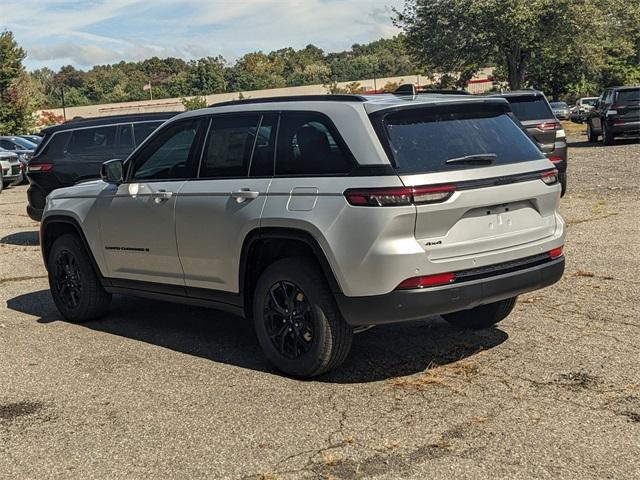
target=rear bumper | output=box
[27,204,43,221]
[336,256,564,326]
[608,120,640,135]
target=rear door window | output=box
[199,114,261,178]
[373,105,544,175]
[68,126,116,154]
[117,124,134,148]
[505,96,554,121]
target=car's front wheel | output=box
[442,297,517,330]
[48,233,111,322]
[253,257,353,377]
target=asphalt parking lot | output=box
[1,131,639,480]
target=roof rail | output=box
[209,94,367,108]
[392,84,470,96]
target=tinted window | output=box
[375,105,544,174]
[616,89,640,104]
[130,120,201,181]
[505,96,553,121]
[200,115,260,178]
[134,121,163,146]
[40,131,71,157]
[117,124,134,148]
[9,137,37,149]
[68,126,116,154]
[276,113,352,175]
[0,140,16,150]
[250,114,277,177]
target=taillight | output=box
[548,246,564,259]
[27,163,53,172]
[344,185,455,207]
[536,121,561,131]
[540,169,559,185]
[548,156,563,163]
[396,272,455,290]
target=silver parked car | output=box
[39,94,565,377]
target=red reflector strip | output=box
[396,272,455,290]
[548,156,563,163]
[548,246,564,259]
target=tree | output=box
[181,96,207,111]
[0,31,36,134]
[394,0,630,91]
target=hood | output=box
[48,179,107,200]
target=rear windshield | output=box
[373,105,544,174]
[504,96,554,121]
[616,89,640,104]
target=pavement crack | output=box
[0,275,48,286]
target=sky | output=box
[1,0,405,71]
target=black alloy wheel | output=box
[264,281,314,359]
[54,249,83,310]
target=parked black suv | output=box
[586,86,640,146]
[26,112,178,221]
[488,91,568,196]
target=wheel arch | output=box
[239,227,343,318]
[40,215,107,284]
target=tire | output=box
[48,233,111,322]
[253,257,353,377]
[602,122,615,146]
[0,170,3,194]
[560,172,567,197]
[587,121,598,142]
[443,297,517,330]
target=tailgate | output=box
[369,99,560,261]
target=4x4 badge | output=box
[425,240,443,246]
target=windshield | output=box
[550,102,568,108]
[582,98,598,106]
[371,105,544,174]
[10,137,37,149]
[504,96,554,121]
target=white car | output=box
[39,93,565,376]
[0,149,21,189]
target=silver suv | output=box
[40,94,565,377]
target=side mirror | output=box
[101,159,123,184]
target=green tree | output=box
[394,0,622,91]
[187,56,226,95]
[181,96,207,111]
[0,31,36,134]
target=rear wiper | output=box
[445,153,497,165]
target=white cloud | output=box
[0,0,404,69]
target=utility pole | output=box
[61,85,67,121]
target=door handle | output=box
[231,189,259,203]
[152,189,173,203]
